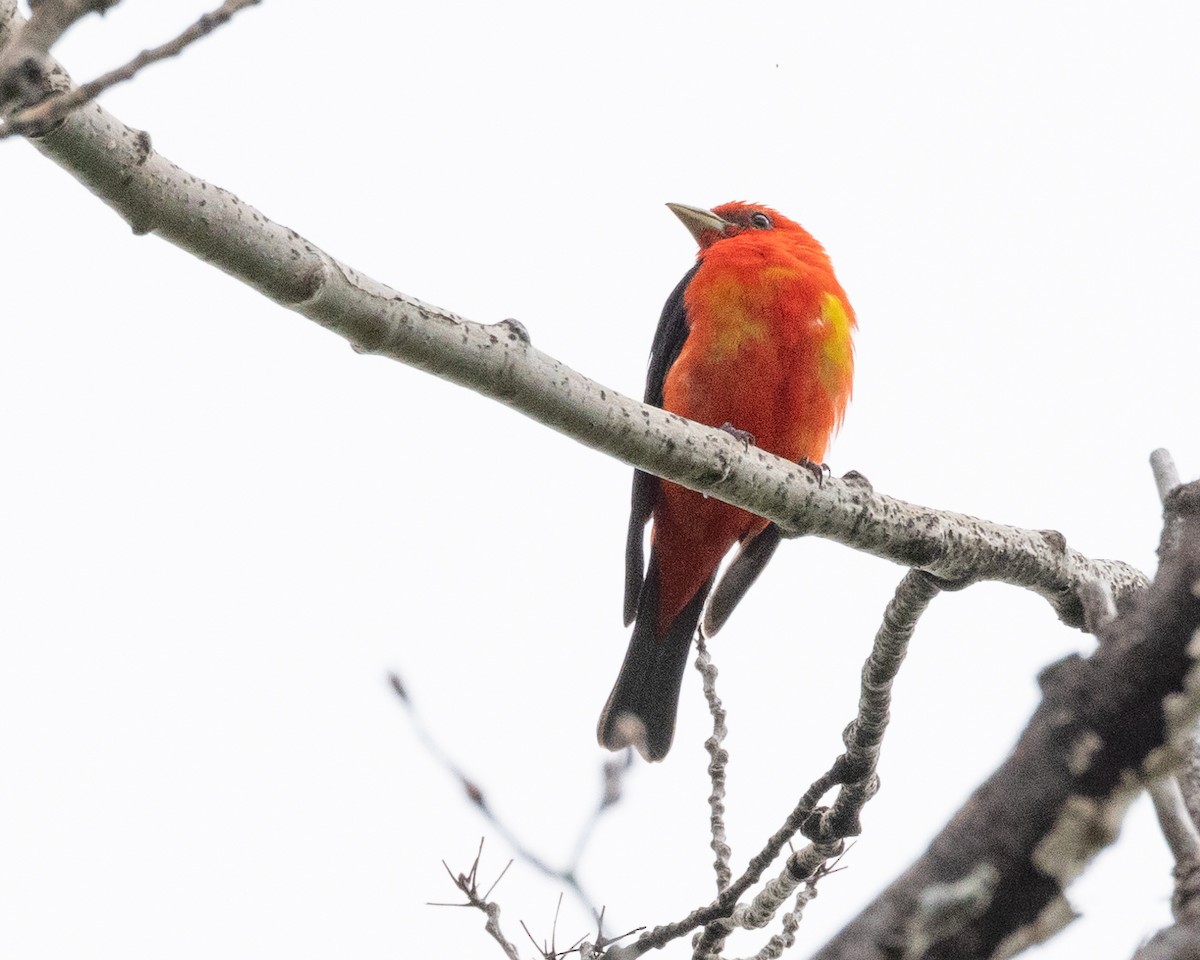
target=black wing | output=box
[623,262,700,625]
[702,523,782,637]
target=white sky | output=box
[3,2,1199,957]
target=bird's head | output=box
[666,201,803,251]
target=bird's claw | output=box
[719,422,755,448]
[798,457,831,486]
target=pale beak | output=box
[666,202,732,245]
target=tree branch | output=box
[1,0,261,138]
[608,572,939,959]
[810,480,1200,959]
[1129,451,1200,958]
[389,673,615,930]
[0,6,1148,633]
[436,841,523,960]
[0,0,115,117]
[695,635,733,894]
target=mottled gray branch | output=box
[814,570,940,844]
[811,480,1200,960]
[0,4,1148,630]
[612,574,938,960]
[695,636,733,895]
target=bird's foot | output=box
[798,457,831,486]
[719,422,756,448]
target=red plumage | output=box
[598,201,856,761]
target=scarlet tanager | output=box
[597,201,856,761]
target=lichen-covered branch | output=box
[810,481,1200,960]
[695,637,733,894]
[812,570,940,843]
[0,2,1148,629]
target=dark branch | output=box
[810,480,1200,959]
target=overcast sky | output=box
[4,2,1200,958]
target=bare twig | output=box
[1181,726,1200,856]
[1078,578,1118,634]
[0,0,117,118]
[390,672,614,929]
[1,0,261,138]
[695,634,732,893]
[687,571,939,958]
[1154,448,1185,560]
[13,0,120,58]
[612,573,940,959]
[1151,778,1200,874]
[1153,448,1183,505]
[436,839,522,960]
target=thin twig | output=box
[1152,448,1182,504]
[435,840,522,960]
[695,634,732,893]
[10,0,121,60]
[623,572,941,959]
[566,750,633,876]
[2,0,261,138]
[1078,578,1118,635]
[1153,448,1184,561]
[688,572,939,957]
[390,672,613,929]
[614,767,840,957]
[1151,778,1200,868]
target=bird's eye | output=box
[750,212,772,229]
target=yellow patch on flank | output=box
[818,292,854,393]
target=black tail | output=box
[597,557,713,761]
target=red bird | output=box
[597,201,856,761]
